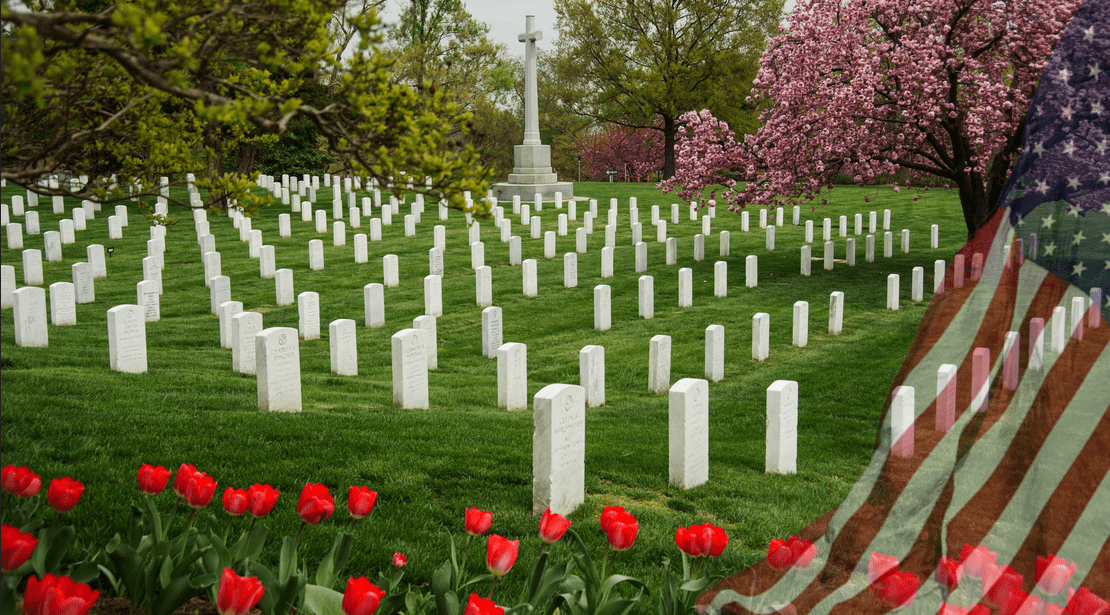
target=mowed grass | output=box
[0,180,966,603]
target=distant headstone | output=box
[822,218,831,242]
[482,306,502,358]
[256,327,302,412]
[579,344,605,407]
[275,269,294,306]
[72,262,94,304]
[218,301,244,349]
[666,237,677,265]
[248,229,262,258]
[13,287,48,346]
[316,210,328,234]
[714,261,727,297]
[1071,296,1086,341]
[1,265,15,309]
[329,319,358,376]
[391,328,429,409]
[972,347,990,412]
[846,238,856,266]
[363,282,385,328]
[884,231,893,258]
[259,245,276,279]
[137,280,160,322]
[752,312,770,361]
[563,253,578,288]
[720,230,730,257]
[1051,305,1067,353]
[865,234,875,262]
[333,221,346,246]
[142,256,162,293]
[384,254,399,287]
[649,334,671,394]
[279,214,291,238]
[209,275,230,315]
[694,234,705,262]
[88,244,106,278]
[891,386,915,458]
[829,291,844,334]
[887,274,900,310]
[869,210,877,234]
[800,245,812,277]
[25,211,40,235]
[49,282,76,326]
[745,255,758,288]
[636,241,648,272]
[60,218,76,243]
[766,380,798,474]
[855,213,863,235]
[107,304,147,373]
[766,226,775,251]
[953,254,966,288]
[593,285,611,331]
[793,301,809,347]
[532,382,586,516]
[1029,317,1045,371]
[298,291,320,340]
[705,325,724,382]
[670,378,709,489]
[7,223,24,250]
[935,364,957,432]
[44,231,62,262]
[912,267,924,302]
[471,242,484,270]
[639,275,654,319]
[309,239,324,271]
[679,268,693,307]
[413,315,437,370]
[823,241,834,271]
[804,220,813,243]
[497,342,528,411]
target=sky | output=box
[377,0,564,56]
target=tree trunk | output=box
[237,143,257,175]
[956,175,996,240]
[204,122,227,209]
[662,115,676,179]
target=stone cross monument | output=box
[492,15,573,202]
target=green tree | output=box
[551,0,782,178]
[0,0,492,215]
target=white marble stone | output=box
[1050,305,1067,353]
[887,274,900,311]
[510,236,522,265]
[13,286,48,346]
[472,265,492,306]
[209,275,230,315]
[218,301,244,349]
[1029,318,1045,371]
[381,255,402,292]
[639,275,654,319]
[362,282,385,328]
[257,245,275,279]
[470,241,484,270]
[649,334,672,394]
[931,224,939,249]
[329,318,359,376]
[137,280,160,322]
[971,347,990,412]
[678,267,692,307]
[44,231,62,262]
[87,244,106,279]
[200,233,216,257]
[1,265,15,309]
[601,246,614,278]
[883,209,891,230]
[705,325,724,382]
[309,239,324,271]
[670,378,709,489]
[593,284,611,331]
[422,274,442,317]
[820,241,833,271]
[855,213,863,235]
[530,217,541,239]
[482,306,502,358]
[497,341,528,411]
[953,254,965,287]
[392,328,429,409]
[370,218,382,241]
[72,262,94,304]
[579,344,605,408]
[429,247,445,277]
[413,315,437,371]
[298,291,320,340]
[532,382,586,516]
[632,222,643,246]
[804,220,813,243]
[829,291,844,335]
[846,238,856,267]
[564,253,578,288]
[745,255,758,288]
[49,282,76,326]
[142,256,162,294]
[912,267,924,302]
[866,234,875,263]
[891,386,915,458]
[7,223,24,250]
[351,233,367,264]
[884,231,893,258]
[256,327,302,412]
[935,363,957,432]
[759,208,768,229]
[765,226,775,251]
[275,269,294,306]
[522,259,538,297]
[107,304,147,373]
[576,227,587,254]
[765,380,797,474]
[752,312,769,361]
[694,233,705,262]
[544,230,556,259]
[332,221,346,247]
[279,214,291,238]
[793,301,809,347]
[26,211,40,235]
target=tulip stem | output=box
[487,576,499,601]
[457,535,474,592]
[348,518,358,534]
[295,522,306,547]
[600,544,612,582]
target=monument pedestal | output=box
[492,144,574,202]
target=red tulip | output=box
[465,507,492,536]
[969,607,992,615]
[486,534,519,577]
[216,568,264,615]
[1063,587,1110,615]
[539,508,571,545]
[341,577,386,615]
[599,506,638,551]
[960,544,998,579]
[983,564,1024,608]
[676,526,707,558]
[22,574,99,615]
[1037,554,1077,596]
[392,552,406,568]
[348,486,377,519]
[999,589,1037,615]
[46,477,84,514]
[766,538,795,570]
[245,484,279,518]
[297,484,334,525]
[223,488,248,516]
[184,472,217,509]
[137,464,171,495]
[1,525,37,572]
[2,465,42,498]
[939,603,969,615]
[867,551,900,583]
[935,556,963,591]
[869,570,918,609]
[463,593,504,615]
[786,536,813,568]
[172,464,199,498]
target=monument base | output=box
[492,182,574,203]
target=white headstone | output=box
[694,233,705,262]
[1029,318,1045,371]
[107,304,147,372]
[804,220,813,243]
[332,221,346,246]
[509,235,522,265]
[1050,305,1067,353]
[1071,295,1086,341]
[649,334,671,394]
[142,256,162,294]
[752,312,770,361]
[1,265,15,309]
[298,291,320,340]
[482,306,502,358]
[580,345,605,407]
[891,386,915,458]
[259,245,276,279]
[25,211,40,235]
[309,239,324,271]
[666,237,677,265]
[544,230,556,259]
[883,209,891,230]
[576,227,587,253]
[669,378,709,489]
[6,223,24,250]
[275,269,294,306]
[392,328,429,409]
[279,214,291,238]
[471,241,484,270]
[972,347,990,412]
[209,275,230,315]
[370,218,382,241]
[759,208,768,229]
[936,363,957,432]
[256,327,302,412]
[72,262,94,304]
[497,342,528,411]
[884,231,893,258]
[931,224,939,249]
[200,234,216,258]
[137,280,160,322]
[679,267,692,307]
[705,325,724,382]
[532,382,586,516]
[44,231,62,262]
[564,253,578,288]
[329,319,358,376]
[846,238,856,266]
[800,245,812,277]
[474,265,493,307]
[601,246,614,278]
[766,380,798,474]
[531,217,541,239]
[316,210,329,234]
[639,275,654,319]
[71,209,86,232]
[855,213,863,235]
[745,255,758,288]
[866,234,875,263]
[766,226,775,251]
[49,282,76,326]
[522,260,537,297]
[711,260,728,298]
[823,241,834,271]
[218,300,244,349]
[87,244,106,279]
[911,267,924,302]
[593,285,611,331]
[793,301,809,347]
[12,286,48,346]
[605,224,615,248]
[248,229,262,258]
[887,274,900,310]
[829,291,844,335]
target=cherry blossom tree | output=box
[660,0,1082,237]
[577,125,664,181]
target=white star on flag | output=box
[1073,230,1086,245]
[1072,261,1087,277]
[1068,203,1082,216]
[1042,213,1055,228]
[1044,242,1057,256]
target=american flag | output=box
[700,0,1110,612]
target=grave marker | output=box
[497,342,528,410]
[752,313,770,361]
[953,254,965,288]
[364,283,385,328]
[413,315,437,370]
[649,334,672,394]
[766,226,775,251]
[601,247,614,278]
[824,241,834,271]
[275,269,294,306]
[972,347,990,412]
[137,280,160,322]
[392,328,429,409]
[7,223,23,250]
[804,220,813,243]
[108,305,147,373]
[354,234,368,264]
[330,319,359,376]
[209,275,230,315]
[666,238,677,265]
[800,245,812,276]
[669,378,710,489]
[639,275,654,319]
[1029,318,1045,371]
[714,261,727,297]
[580,345,605,407]
[471,242,484,270]
[510,236,522,265]
[44,231,62,262]
[482,306,502,358]
[522,260,538,297]
[298,291,320,340]
[564,253,578,288]
[766,380,797,474]
[259,245,276,279]
[26,211,40,235]
[256,327,302,412]
[594,285,611,331]
[866,234,875,262]
[705,325,724,382]
[13,287,48,346]
[891,386,915,458]
[383,255,399,287]
[912,267,924,302]
[532,383,586,515]
[1,265,15,309]
[218,301,244,349]
[679,267,693,307]
[49,282,76,326]
[793,301,809,347]
[1051,306,1067,352]
[694,234,705,262]
[745,255,758,288]
[720,230,730,256]
[424,274,443,316]
[72,262,94,304]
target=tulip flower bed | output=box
[3,182,968,613]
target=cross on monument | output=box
[519,16,542,146]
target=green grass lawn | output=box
[0,180,966,606]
